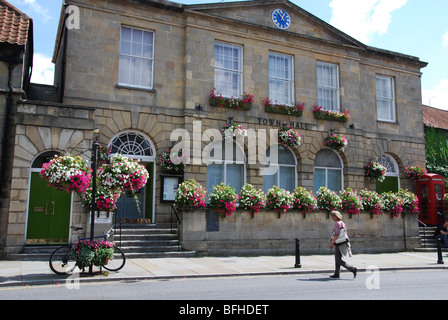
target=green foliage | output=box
[426,127,448,168]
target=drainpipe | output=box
[58,2,69,103]
[0,57,20,202]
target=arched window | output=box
[313,149,343,194]
[206,140,246,197]
[378,154,399,177]
[376,154,400,193]
[109,131,155,161]
[263,145,297,193]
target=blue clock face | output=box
[271,8,291,30]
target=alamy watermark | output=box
[65,5,80,30]
[169,121,281,175]
[365,265,381,290]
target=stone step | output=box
[7,224,194,260]
[122,251,196,259]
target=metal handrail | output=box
[418,219,427,248]
[170,203,182,230]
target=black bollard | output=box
[295,238,302,268]
[437,238,444,265]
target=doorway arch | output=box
[26,151,73,244]
[376,153,400,193]
[109,131,156,223]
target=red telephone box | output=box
[417,174,445,226]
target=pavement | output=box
[0,251,447,287]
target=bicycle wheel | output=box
[103,246,126,271]
[49,246,77,275]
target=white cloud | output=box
[329,0,407,43]
[31,53,54,85]
[443,31,448,47]
[422,79,448,110]
[17,0,52,23]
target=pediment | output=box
[185,0,365,49]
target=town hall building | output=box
[1,0,428,257]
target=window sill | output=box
[377,120,399,125]
[115,84,156,93]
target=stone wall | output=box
[4,101,95,254]
[178,208,420,256]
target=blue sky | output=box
[8,0,448,110]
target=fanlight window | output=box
[109,132,155,161]
[378,154,398,176]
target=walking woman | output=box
[329,211,357,279]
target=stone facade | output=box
[2,0,428,255]
[178,209,420,256]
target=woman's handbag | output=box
[334,227,349,245]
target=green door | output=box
[376,176,399,194]
[26,172,72,244]
[116,162,153,223]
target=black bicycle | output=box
[49,226,126,275]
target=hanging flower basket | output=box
[209,88,254,110]
[364,161,387,182]
[81,185,120,212]
[262,97,304,117]
[174,179,207,208]
[209,183,239,218]
[98,154,149,193]
[159,148,188,174]
[221,122,248,140]
[313,105,351,122]
[40,155,91,194]
[324,134,348,152]
[405,165,427,179]
[278,126,301,149]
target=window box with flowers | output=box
[358,189,382,217]
[266,186,294,217]
[221,122,248,140]
[239,184,266,217]
[209,183,239,218]
[381,191,404,218]
[324,134,348,152]
[174,179,207,209]
[364,161,387,182]
[315,186,342,213]
[313,105,351,122]
[262,97,304,117]
[209,88,254,111]
[397,189,419,214]
[292,187,317,216]
[278,126,301,150]
[339,188,364,216]
[405,165,427,179]
[159,148,188,174]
